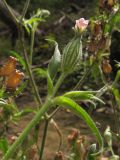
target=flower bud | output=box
[75,18,89,33]
[5,69,24,90]
[61,36,82,74]
[104,126,112,146]
[0,56,17,76]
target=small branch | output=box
[30,29,35,65]
[39,120,49,160]
[49,107,60,119]
[73,65,93,90]
[20,0,30,22]
[2,0,18,25]
[50,119,63,152]
[19,25,43,106]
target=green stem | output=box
[39,120,49,160]
[2,99,52,160]
[30,29,35,65]
[52,73,66,97]
[38,73,66,160]
[19,25,43,106]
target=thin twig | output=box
[20,0,30,22]
[73,63,94,90]
[2,0,18,25]
[39,120,49,160]
[50,119,63,152]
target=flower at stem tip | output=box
[75,18,89,33]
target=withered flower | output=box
[107,0,114,8]
[67,129,79,145]
[88,39,98,53]
[5,69,24,89]
[99,0,115,11]
[0,56,17,76]
[93,21,102,36]
[102,59,112,74]
[54,151,64,160]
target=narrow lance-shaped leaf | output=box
[53,96,103,151]
[48,43,61,80]
[63,91,104,104]
[33,68,47,78]
[0,139,9,154]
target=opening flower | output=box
[75,18,89,33]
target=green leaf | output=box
[0,101,18,112]
[48,43,61,80]
[8,51,26,69]
[0,139,9,154]
[64,91,104,104]
[0,88,5,98]
[14,108,36,118]
[32,68,47,78]
[112,87,120,107]
[14,81,28,96]
[53,96,103,151]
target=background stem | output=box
[39,120,49,160]
[30,29,35,65]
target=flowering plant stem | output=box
[3,1,66,160]
[2,72,66,160]
[30,29,35,65]
[2,99,51,160]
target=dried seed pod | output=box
[54,151,64,160]
[107,0,115,8]
[102,60,112,74]
[93,21,102,36]
[5,69,24,90]
[88,39,98,53]
[99,0,115,11]
[67,129,79,145]
[0,56,17,76]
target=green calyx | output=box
[61,36,82,75]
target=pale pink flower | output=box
[75,18,89,32]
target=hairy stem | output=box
[38,73,66,160]
[2,99,52,160]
